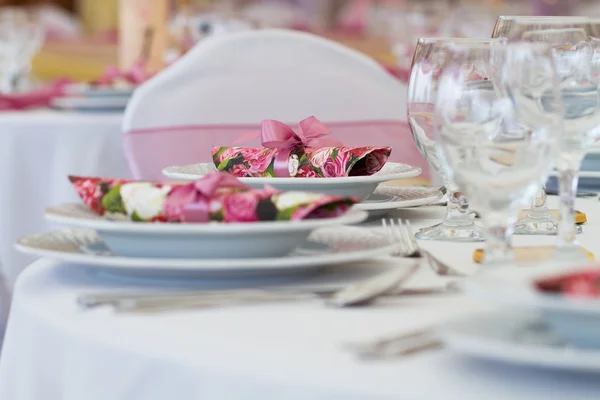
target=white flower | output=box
[120,183,171,220]
[272,192,322,210]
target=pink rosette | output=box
[162,172,249,222]
[223,191,261,222]
[307,147,333,169]
[322,149,350,178]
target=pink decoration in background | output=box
[93,60,151,86]
[0,79,71,111]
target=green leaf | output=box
[213,147,227,159]
[101,184,126,213]
[265,161,275,177]
[131,211,145,222]
[276,206,296,221]
[217,158,231,171]
[330,148,339,161]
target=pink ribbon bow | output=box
[163,172,248,222]
[234,116,343,177]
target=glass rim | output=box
[416,37,504,44]
[497,15,591,21]
[498,15,600,25]
[444,41,553,52]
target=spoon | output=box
[79,264,421,313]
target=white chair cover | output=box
[123,29,428,181]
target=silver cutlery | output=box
[381,218,466,277]
[78,264,425,313]
[346,328,442,359]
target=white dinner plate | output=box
[63,83,135,98]
[465,265,600,348]
[355,188,442,217]
[15,229,398,280]
[439,310,600,372]
[50,96,130,112]
[45,203,368,259]
[161,162,422,199]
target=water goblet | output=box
[494,17,600,262]
[407,38,504,242]
[492,16,591,236]
[434,41,564,265]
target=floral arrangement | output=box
[70,172,358,223]
[213,116,391,178]
[212,146,391,178]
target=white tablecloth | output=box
[0,110,130,287]
[1,197,600,399]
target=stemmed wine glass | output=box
[407,38,504,241]
[492,16,589,236]
[434,41,564,264]
[0,8,44,93]
[493,17,600,262]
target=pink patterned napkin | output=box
[69,172,359,223]
[213,116,392,178]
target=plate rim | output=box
[162,162,422,184]
[356,192,441,211]
[15,229,397,271]
[439,310,600,371]
[45,204,368,234]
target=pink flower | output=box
[231,163,250,177]
[223,191,260,222]
[297,164,319,178]
[214,147,241,164]
[248,149,276,174]
[307,147,333,168]
[322,149,350,177]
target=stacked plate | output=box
[438,266,600,372]
[15,201,402,281]
[50,83,134,112]
[162,162,443,217]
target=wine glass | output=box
[492,16,590,236]
[407,38,504,242]
[434,41,564,265]
[0,8,44,93]
[493,17,600,262]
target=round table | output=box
[1,197,599,399]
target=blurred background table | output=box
[0,110,130,288]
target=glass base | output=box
[415,221,485,242]
[548,245,593,266]
[514,211,583,235]
[514,211,559,235]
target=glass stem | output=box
[556,165,582,251]
[443,188,473,227]
[483,211,516,266]
[528,186,549,217]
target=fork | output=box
[382,219,466,278]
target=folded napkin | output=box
[69,172,358,223]
[213,116,392,178]
[535,268,600,297]
[0,79,71,111]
